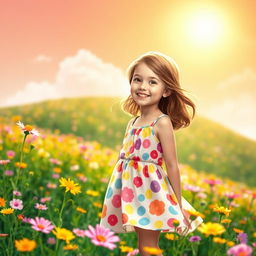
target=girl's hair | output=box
[120,51,196,130]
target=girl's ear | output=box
[163,88,171,98]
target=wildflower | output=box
[198,222,225,236]
[13,190,22,196]
[143,246,163,255]
[0,197,6,207]
[15,238,37,252]
[213,205,231,217]
[16,121,40,136]
[227,243,253,256]
[22,217,32,223]
[186,209,205,219]
[221,218,232,224]
[17,214,25,220]
[226,241,235,247]
[0,233,8,237]
[119,245,134,253]
[237,232,248,244]
[53,167,62,173]
[76,207,87,213]
[204,178,222,186]
[189,236,201,242]
[86,189,99,196]
[224,192,240,200]
[6,150,15,159]
[0,159,10,165]
[4,170,14,176]
[29,217,54,233]
[184,184,202,193]
[93,202,102,208]
[127,248,140,256]
[165,233,179,240]
[35,203,48,210]
[47,237,56,245]
[52,173,60,179]
[46,183,57,189]
[64,244,78,250]
[49,158,62,165]
[213,237,226,244]
[15,162,27,168]
[233,228,244,234]
[40,197,51,203]
[52,227,75,244]
[84,224,120,250]
[59,177,81,195]
[73,228,87,237]
[10,199,23,210]
[1,208,14,215]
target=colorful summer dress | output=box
[100,114,203,235]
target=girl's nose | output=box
[140,81,147,89]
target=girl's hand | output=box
[181,208,192,230]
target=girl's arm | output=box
[155,117,182,209]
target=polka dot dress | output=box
[100,114,203,234]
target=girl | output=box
[100,51,203,256]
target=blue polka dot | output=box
[137,206,146,216]
[124,162,128,169]
[168,206,178,215]
[139,217,150,226]
[115,178,122,189]
[106,187,113,198]
[142,153,149,160]
[138,194,145,202]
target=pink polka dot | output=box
[157,143,163,153]
[167,218,177,228]
[108,214,118,226]
[133,176,143,187]
[129,144,134,153]
[143,165,149,178]
[142,139,151,148]
[150,150,158,159]
[112,194,121,208]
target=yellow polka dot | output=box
[122,171,130,180]
[145,189,152,199]
[137,164,142,172]
[154,220,163,229]
[148,164,155,173]
[129,219,137,225]
[110,175,115,184]
[124,204,134,214]
[141,127,151,138]
[161,182,168,191]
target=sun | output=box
[187,9,225,46]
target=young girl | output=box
[100,51,203,256]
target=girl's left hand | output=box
[181,208,192,230]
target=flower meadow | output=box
[0,117,255,256]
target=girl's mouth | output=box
[136,93,150,98]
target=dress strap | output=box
[132,116,139,125]
[150,114,169,126]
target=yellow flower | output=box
[15,238,37,252]
[52,227,75,244]
[119,245,134,253]
[15,162,27,169]
[119,240,126,245]
[198,222,226,236]
[213,206,231,217]
[93,202,102,208]
[221,218,232,224]
[233,228,243,233]
[0,197,6,207]
[53,167,62,173]
[64,244,78,250]
[59,177,81,195]
[253,232,256,238]
[213,237,226,244]
[226,241,235,247]
[143,246,163,255]
[76,207,87,213]
[165,233,178,240]
[187,209,205,219]
[1,208,14,215]
[86,189,99,197]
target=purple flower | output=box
[189,236,201,242]
[10,199,23,210]
[237,232,248,244]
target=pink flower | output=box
[49,158,62,165]
[4,170,14,176]
[84,224,120,250]
[127,249,139,256]
[10,199,23,210]
[121,187,134,202]
[29,217,54,233]
[47,237,56,245]
[184,184,202,193]
[22,217,32,223]
[46,183,57,189]
[6,150,15,159]
[73,228,87,237]
[35,203,48,210]
[0,159,10,165]
[40,197,51,203]
[227,243,253,256]
[13,190,22,196]
[52,173,60,179]
[225,192,240,200]
[204,178,222,186]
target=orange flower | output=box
[101,204,107,218]
[149,200,165,216]
[15,162,27,169]
[233,228,243,233]
[0,197,6,207]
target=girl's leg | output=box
[134,226,163,256]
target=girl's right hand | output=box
[181,208,192,230]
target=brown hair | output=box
[120,51,196,130]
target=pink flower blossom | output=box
[29,217,54,233]
[127,249,139,256]
[47,237,56,245]
[227,243,253,256]
[49,158,62,165]
[0,159,10,165]
[46,183,57,189]
[6,150,15,159]
[84,224,120,250]
[35,203,48,210]
[10,199,23,210]
[225,192,240,200]
[13,190,22,196]
[4,170,14,176]
[40,197,51,203]
[184,184,202,193]
[52,173,60,179]
[22,217,32,223]
[204,178,222,186]
[73,228,87,237]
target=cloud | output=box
[1,49,130,107]
[198,67,256,141]
[33,54,53,63]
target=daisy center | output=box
[96,235,106,242]
[37,224,45,230]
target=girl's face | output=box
[130,62,169,108]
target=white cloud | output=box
[33,54,53,63]
[1,49,130,107]
[198,68,256,141]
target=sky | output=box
[0,0,255,141]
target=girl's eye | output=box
[133,78,140,82]
[150,80,157,85]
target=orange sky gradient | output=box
[0,0,255,141]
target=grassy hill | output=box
[0,96,256,187]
